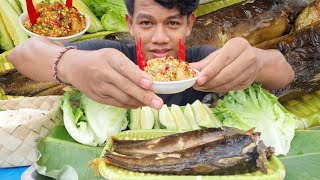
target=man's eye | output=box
[140,21,152,26]
[168,21,179,26]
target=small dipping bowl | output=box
[152,69,199,94]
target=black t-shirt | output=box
[66,40,216,106]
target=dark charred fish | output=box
[112,127,247,156]
[104,132,273,175]
[35,84,68,96]
[185,0,315,48]
[256,22,320,102]
[105,32,135,44]
[294,0,320,31]
[0,71,60,96]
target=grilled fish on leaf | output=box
[105,32,135,44]
[256,22,320,102]
[0,71,60,96]
[185,0,314,48]
[112,127,246,156]
[104,131,273,175]
[295,0,320,31]
[35,84,69,96]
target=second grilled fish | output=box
[104,131,273,175]
[112,127,247,156]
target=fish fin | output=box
[245,128,256,135]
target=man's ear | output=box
[126,14,134,36]
[186,13,196,37]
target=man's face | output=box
[126,0,196,60]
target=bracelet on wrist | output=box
[53,46,78,84]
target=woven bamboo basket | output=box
[0,96,62,168]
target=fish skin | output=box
[294,1,320,31]
[185,0,315,48]
[105,134,270,175]
[112,127,246,156]
[255,22,320,102]
[0,71,60,96]
[104,32,135,44]
[35,84,67,96]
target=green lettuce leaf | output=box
[81,0,108,19]
[82,95,128,145]
[61,89,128,146]
[100,0,128,32]
[214,84,298,155]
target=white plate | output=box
[152,70,199,94]
[19,12,90,43]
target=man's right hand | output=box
[58,48,164,109]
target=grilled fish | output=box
[35,84,68,96]
[186,0,315,48]
[256,22,320,102]
[0,71,61,96]
[104,131,273,175]
[112,127,247,156]
[294,0,320,31]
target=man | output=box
[8,0,294,110]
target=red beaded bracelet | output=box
[53,46,78,84]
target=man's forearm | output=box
[254,48,294,90]
[8,36,67,82]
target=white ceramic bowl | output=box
[152,70,199,94]
[19,12,90,43]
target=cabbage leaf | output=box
[61,89,128,146]
[214,84,298,155]
[100,0,128,32]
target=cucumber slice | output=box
[159,105,176,130]
[0,7,14,51]
[192,100,215,128]
[203,104,222,127]
[184,103,200,130]
[170,104,192,131]
[151,108,161,129]
[0,0,28,46]
[129,108,141,130]
[7,0,22,14]
[140,106,154,129]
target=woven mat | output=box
[0,96,62,167]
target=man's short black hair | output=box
[125,0,200,17]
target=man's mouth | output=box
[150,49,171,58]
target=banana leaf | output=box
[195,0,244,17]
[283,90,320,128]
[36,127,320,180]
[279,130,320,180]
[36,125,103,180]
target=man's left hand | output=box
[190,37,263,92]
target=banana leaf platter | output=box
[94,130,285,180]
[34,125,320,180]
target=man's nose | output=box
[151,25,169,44]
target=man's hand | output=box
[190,37,263,92]
[59,48,164,109]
